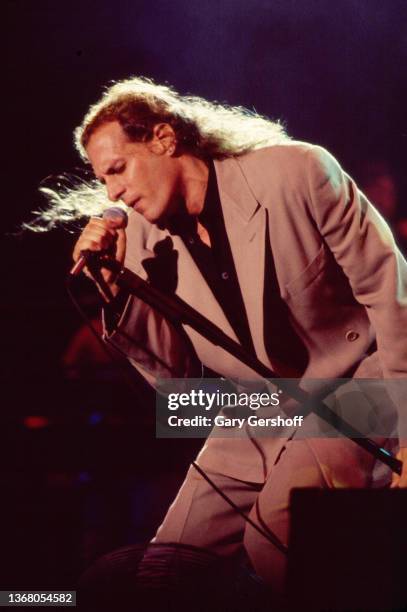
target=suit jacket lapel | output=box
[214,157,268,365]
[144,224,240,345]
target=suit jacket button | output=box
[346,330,359,342]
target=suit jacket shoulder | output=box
[235,142,342,210]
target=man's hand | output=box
[72,217,126,300]
[390,446,407,487]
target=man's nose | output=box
[107,180,125,202]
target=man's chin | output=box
[135,207,161,226]
[147,211,171,230]
[147,214,167,229]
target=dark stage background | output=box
[3,0,407,589]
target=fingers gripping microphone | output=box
[70,207,128,276]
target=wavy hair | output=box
[27,76,289,231]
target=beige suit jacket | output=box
[107,142,407,481]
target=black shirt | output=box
[180,162,255,355]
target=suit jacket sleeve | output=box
[103,294,203,388]
[305,145,407,439]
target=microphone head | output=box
[103,206,128,229]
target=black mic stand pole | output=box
[100,260,402,476]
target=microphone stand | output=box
[98,259,402,476]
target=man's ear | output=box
[149,123,176,155]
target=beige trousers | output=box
[152,437,393,595]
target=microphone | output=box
[70,206,128,276]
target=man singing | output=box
[66,76,407,594]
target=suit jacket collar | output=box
[214,156,260,223]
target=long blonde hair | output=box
[27,76,289,231]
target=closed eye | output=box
[97,163,125,185]
[110,164,125,175]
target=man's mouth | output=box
[130,197,142,210]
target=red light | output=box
[23,416,50,429]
